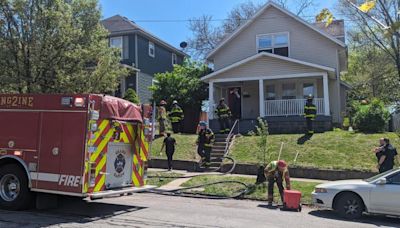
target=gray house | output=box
[202,2,349,133]
[102,15,187,103]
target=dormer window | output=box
[257,32,289,57]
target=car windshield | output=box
[364,168,400,182]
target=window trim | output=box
[256,32,290,57]
[148,41,155,58]
[172,53,177,65]
[303,81,317,98]
[110,36,123,59]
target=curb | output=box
[148,159,377,181]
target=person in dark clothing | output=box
[215,98,231,134]
[304,95,317,135]
[230,88,241,119]
[375,138,398,173]
[160,133,176,171]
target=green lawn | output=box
[182,175,319,204]
[231,130,400,172]
[146,171,184,187]
[151,134,198,161]
[149,130,400,172]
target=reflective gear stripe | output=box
[304,106,317,110]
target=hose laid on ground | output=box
[145,156,259,200]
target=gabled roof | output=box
[201,52,336,82]
[102,15,188,57]
[207,1,346,59]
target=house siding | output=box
[214,56,325,80]
[137,72,153,103]
[137,35,184,76]
[212,6,342,71]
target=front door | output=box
[37,113,63,191]
[228,87,242,119]
[369,171,400,215]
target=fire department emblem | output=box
[114,151,126,178]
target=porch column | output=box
[323,73,330,116]
[259,79,265,117]
[209,80,214,120]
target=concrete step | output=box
[212,145,226,150]
[212,149,225,153]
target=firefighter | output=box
[264,160,291,206]
[304,95,317,135]
[158,100,167,136]
[169,100,184,133]
[215,98,231,134]
[202,128,215,166]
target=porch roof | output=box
[201,52,336,83]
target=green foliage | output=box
[255,117,270,166]
[353,98,390,133]
[123,88,140,104]
[0,0,128,94]
[342,117,350,129]
[149,60,209,109]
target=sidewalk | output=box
[149,168,329,191]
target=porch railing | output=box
[264,98,324,116]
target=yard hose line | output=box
[146,156,259,200]
[147,156,237,179]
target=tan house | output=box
[202,1,349,133]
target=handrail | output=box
[223,119,239,156]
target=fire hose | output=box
[145,156,259,200]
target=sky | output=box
[99,0,337,49]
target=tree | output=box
[342,30,399,103]
[0,0,128,94]
[149,60,210,109]
[188,0,316,59]
[317,0,400,80]
[123,88,140,104]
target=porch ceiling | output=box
[202,52,336,83]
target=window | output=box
[110,37,123,58]
[257,33,289,57]
[303,83,315,98]
[282,83,296,99]
[265,84,276,100]
[149,41,155,57]
[172,53,177,65]
[387,172,400,185]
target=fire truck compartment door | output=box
[105,143,133,189]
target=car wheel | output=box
[335,192,364,219]
[0,164,33,210]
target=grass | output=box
[231,130,400,172]
[146,171,184,187]
[182,175,320,204]
[149,130,400,172]
[151,134,198,161]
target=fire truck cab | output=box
[0,94,154,210]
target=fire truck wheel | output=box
[0,164,33,210]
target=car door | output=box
[369,171,400,215]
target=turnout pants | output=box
[172,122,181,133]
[197,145,206,160]
[218,117,230,133]
[204,146,212,163]
[306,118,314,134]
[268,174,285,204]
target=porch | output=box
[208,73,331,119]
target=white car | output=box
[312,168,400,219]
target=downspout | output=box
[135,33,139,94]
[336,49,343,124]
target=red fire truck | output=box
[0,94,154,210]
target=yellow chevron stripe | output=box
[91,120,108,145]
[94,175,105,192]
[96,155,107,176]
[91,129,114,162]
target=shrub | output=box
[353,98,390,133]
[123,88,140,104]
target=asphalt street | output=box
[0,193,399,228]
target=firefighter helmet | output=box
[172,100,178,105]
[160,100,167,105]
[220,98,225,102]
[307,94,314,100]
